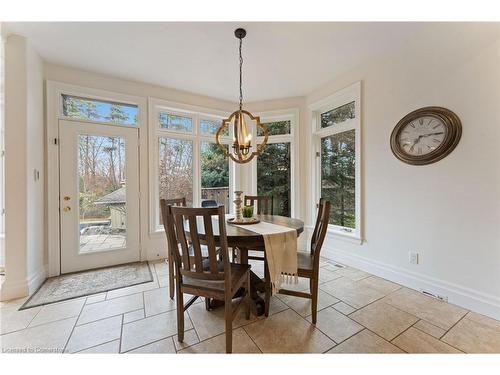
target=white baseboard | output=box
[321,244,500,321]
[0,278,28,301]
[27,264,47,295]
[0,265,47,302]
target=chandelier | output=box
[216,28,268,164]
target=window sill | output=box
[326,228,363,245]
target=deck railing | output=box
[201,186,230,211]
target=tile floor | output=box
[1,258,500,354]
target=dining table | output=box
[186,214,304,316]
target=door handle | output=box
[63,206,71,212]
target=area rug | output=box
[20,262,153,310]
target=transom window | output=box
[62,94,138,126]
[311,82,361,239]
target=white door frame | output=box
[46,81,148,277]
[59,120,140,273]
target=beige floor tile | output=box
[180,328,260,353]
[465,311,500,332]
[85,293,106,304]
[442,316,500,353]
[0,317,76,353]
[30,299,85,327]
[350,301,419,340]
[382,288,467,330]
[318,268,343,283]
[77,339,120,353]
[333,267,371,281]
[307,307,363,343]
[327,329,404,353]
[77,292,143,325]
[266,295,289,316]
[187,299,258,341]
[123,309,145,324]
[277,290,339,317]
[321,263,346,273]
[66,315,122,353]
[144,287,176,316]
[244,309,335,353]
[154,261,169,276]
[158,274,169,288]
[357,276,402,295]
[392,327,461,353]
[121,309,192,352]
[128,337,176,353]
[413,320,446,339]
[0,305,42,335]
[320,277,385,309]
[105,280,158,300]
[332,302,356,315]
[173,329,200,351]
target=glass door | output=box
[59,120,140,273]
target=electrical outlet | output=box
[409,251,419,265]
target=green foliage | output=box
[258,120,290,136]
[321,101,355,129]
[201,143,229,188]
[106,104,130,124]
[257,143,291,217]
[321,130,355,228]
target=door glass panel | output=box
[78,135,127,253]
[320,129,356,228]
[257,142,291,216]
[200,141,229,212]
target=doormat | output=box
[20,262,153,310]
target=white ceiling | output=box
[3,22,490,102]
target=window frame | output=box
[251,109,299,218]
[309,82,362,241]
[149,98,234,233]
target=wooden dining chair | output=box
[244,195,274,215]
[162,203,251,353]
[274,199,331,323]
[161,197,187,299]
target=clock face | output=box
[398,116,447,156]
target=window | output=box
[200,142,230,212]
[159,112,193,132]
[254,115,296,217]
[62,94,138,126]
[158,137,194,206]
[311,82,361,239]
[151,100,233,231]
[257,142,291,216]
[200,118,229,136]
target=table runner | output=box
[232,220,298,293]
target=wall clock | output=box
[390,106,462,165]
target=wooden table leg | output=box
[239,247,265,316]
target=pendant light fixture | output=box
[216,28,268,164]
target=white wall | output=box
[305,24,500,319]
[1,34,45,300]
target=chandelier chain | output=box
[239,37,243,111]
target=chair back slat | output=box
[187,215,204,272]
[203,213,219,274]
[244,195,273,215]
[170,206,229,282]
[310,199,331,263]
